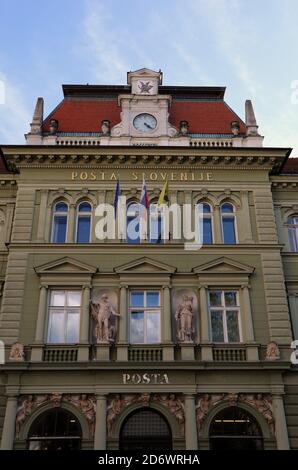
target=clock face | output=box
[133,113,157,133]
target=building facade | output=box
[0,68,298,450]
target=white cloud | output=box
[0,72,31,144]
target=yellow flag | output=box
[158,181,168,206]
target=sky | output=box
[0,0,297,155]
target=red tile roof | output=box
[282,158,298,174]
[42,85,246,135]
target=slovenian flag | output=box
[113,177,120,217]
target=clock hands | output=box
[144,122,153,130]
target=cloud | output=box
[0,72,31,144]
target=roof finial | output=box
[245,99,259,136]
[29,97,44,135]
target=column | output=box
[36,189,48,242]
[199,286,213,361]
[241,286,259,361]
[31,285,48,362]
[184,394,198,450]
[0,395,18,449]
[162,286,174,361]
[67,203,76,242]
[94,395,107,450]
[117,286,128,361]
[272,394,290,450]
[78,285,90,361]
[213,204,221,243]
[239,191,253,243]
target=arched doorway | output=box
[119,408,172,450]
[209,407,264,450]
[27,408,82,450]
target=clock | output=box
[133,113,157,133]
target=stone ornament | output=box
[9,342,25,361]
[179,120,189,135]
[90,293,120,343]
[196,393,275,436]
[65,394,96,435]
[266,341,280,360]
[107,393,185,436]
[175,295,195,343]
[16,395,49,437]
[101,120,110,135]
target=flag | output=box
[140,176,149,209]
[113,177,120,217]
[158,180,168,206]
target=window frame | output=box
[75,201,92,243]
[46,289,81,344]
[51,201,69,243]
[286,215,298,252]
[220,202,238,244]
[208,289,243,343]
[196,202,214,245]
[129,289,161,344]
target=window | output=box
[149,203,163,244]
[129,290,161,343]
[287,215,298,252]
[221,203,236,244]
[127,203,140,244]
[51,202,68,243]
[197,202,213,244]
[209,290,242,342]
[76,201,92,243]
[47,290,81,343]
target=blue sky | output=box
[0,0,297,155]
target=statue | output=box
[266,341,280,360]
[90,293,120,343]
[175,295,194,342]
[49,119,58,134]
[101,120,110,135]
[16,395,35,436]
[9,342,25,361]
[179,120,189,135]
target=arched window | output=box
[51,201,68,243]
[28,408,82,450]
[209,406,263,450]
[76,201,92,243]
[197,202,213,244]
[221,203,236,244]
[287,215,298,252]
[126,202,140,244]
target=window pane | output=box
[203,218,213,244]
[288,227,298,252]
[147,291,159,307]
[146,312,160,343]
[55,202,68,212]
[222,217,236,244]
[77,216,91,243]
[51,291,66,307]
[131,291,144,307]
[226,310,240,342]
[209,291,222,307]
[78,202,91,212]
[130,311,144,343]
[150,216,163,244]
[224,291,237,306]
[52,216,67,243]
[211,310,224,342]
[66,312,80,343]
[221,203,233,213]
[203,203,211,213]
[67,291,81,307]
[48,311,65,343]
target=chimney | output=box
[29,97,44,135]
[245,99,259,136]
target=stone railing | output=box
[43,346,78,362]
[128,346,163,362]
[212,346,247,362]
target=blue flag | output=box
[114,177,120,218]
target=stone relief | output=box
[266,341,280,360]
[65,394,96,434]
[173,290,197,343]
[9,342,25,361]
[16,395,49,437]
[195,393,275,436]
[107,393,185,436]
[90,291,120,344]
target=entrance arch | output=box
[119,408,172,450]
[209,406,264,450]
[27,408,82,450]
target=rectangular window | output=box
[209,290,241,343]
[47,290,81,343]
[129,290,161,343]
[52,215,67,243]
